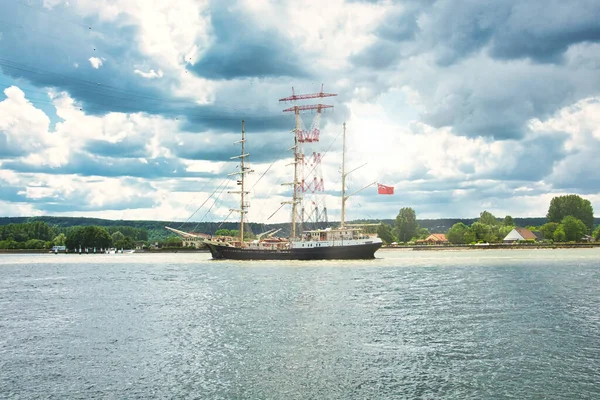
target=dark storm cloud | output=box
[169,133,290,164]
[182,113,290,134]
[0,2,292,133]
[84,138,148,158]
[189,3,308,80]
[487,1,600,63]
[493,134,567,181]
[12,179,158,212]
[0,176,156,212]
[415,61,600,140]
[2,152,216,179]
[0,2,174,113]
[376,9,419,42]
[0,134,26,158]
[548,147,600,193]
[360,0,600,66]
[346,0,600,143]
[34,195,156,213]
[350,40,404,70]
[349,3,423,69]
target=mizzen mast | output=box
[340,122,376,228]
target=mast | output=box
[240,120,246,244]
[339,122,376,226]
[341,122,347,228]
[280,86,337,238]
[291,107,300,238]
[228,120,251,246]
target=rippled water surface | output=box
[1,249,599,399]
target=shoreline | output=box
[0,248,210,254]
[384,243,600,251]
[1,244,598,254]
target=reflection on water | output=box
[1,249,599,399]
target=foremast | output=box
[228,120,252,246]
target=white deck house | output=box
[503,227,538,243]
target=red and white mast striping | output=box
[279,84,337,237]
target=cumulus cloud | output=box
[88,57,104,69]
[1,0,600,221]
[530,97,600,192]
[134,69,164,79]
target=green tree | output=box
[28,221,55,241]
[164,236,183,247]
[593,226,600,241]
[547,194,594,232]
[553,226,566,242]
[377,223,395,244]
[539,222,559,240]
[561,216,587,242]
[418,228,431,240]
[471,221,494,242]
[24,239,46,249]
[0,240,18,249]
[394,207,419,242]
[114,236,136,250]
[111,231,125,243]
[464,228,477,244]
[0,221,55,243]
[215,229,238,237]
[498,225,514,241]
[65,226,112,250]
[52,233,66,246]
[502,215,515,226]
[478,211,499,226]
[447,222,470,244]
[106,226,148,241]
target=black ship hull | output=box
[205,242,382,260]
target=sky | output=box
[0,0,600,225]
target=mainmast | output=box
[280,85,337,238]
[292,108,301,238]
[341,122,347,229]
[228,120,251,246]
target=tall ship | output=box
[167,87,383,260]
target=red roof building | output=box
[424,233,449,244]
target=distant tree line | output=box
[1,194,598,248]
[0,221,56,250]
[0,221,148,250]
[376,194,599,245]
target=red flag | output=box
[377,183,394,195]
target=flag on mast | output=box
[377,183,394,195]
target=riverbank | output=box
[0,248,210,254]
[388,242,600,251]
[2,244,598,254]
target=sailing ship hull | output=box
[205,242,382,260]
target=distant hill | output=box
[3,216,598,241]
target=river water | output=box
[1,249,599,399]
